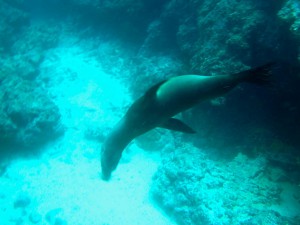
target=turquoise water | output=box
[0,1,300,224]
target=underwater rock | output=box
[0,56,40,81]
[54,218,68,225]
[10,217,24,225]
[0,0,29,52]
[0,0,62,153]
[29,211,42,224]
[14,192,31,209]
[0,23,60,80]
[278,0,300,36]
[266,152,300,183]
[293,192,300,203]
[45,208,67,225]
[151,145,211,224]
[241,210,288,225]
[0,162,8,176]
[0,74,63,151]
[0,0,59,80]
[131,0,298,98]
[266,167,288,183]
[130,55,184,97]
[151,146,286,225]
[66,0,169,44]
[159,0,283,74]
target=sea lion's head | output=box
[100,142,122,180]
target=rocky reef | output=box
[151,144,298,225]
[278,0,300,36]
[0,74,62,152]
[0,0,62,153]
[0,0,29,53]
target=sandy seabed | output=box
[1,134,173,225]
[0,41,175,225]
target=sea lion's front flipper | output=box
[159,118,196,134]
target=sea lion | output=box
[101,63,274,180]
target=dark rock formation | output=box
[0,0,63,155]
[278,0,300,36]
[0,0,29,53]
[151,145,291,225]
[0,74,63,154]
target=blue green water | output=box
[0,0,299,224]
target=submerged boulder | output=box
[151,145,291,225]
[0,0,29,52]
[0,73,63,153]
[45,208,67,225]
[13,192,31,209]
[278,0,300,36]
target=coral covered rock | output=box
[278,0,300,36]
[0,0,29,52]
[67,0,168,42]
[151,144,291,225]
[150,0,286,74]
[0,74,63,151]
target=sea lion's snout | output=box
[101,168,111,181]
[100,145,112,181]
[100,142,124,181]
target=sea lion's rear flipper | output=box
[159,118,196,134]
[236,62,276,86]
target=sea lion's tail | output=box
[237,62,275,86]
